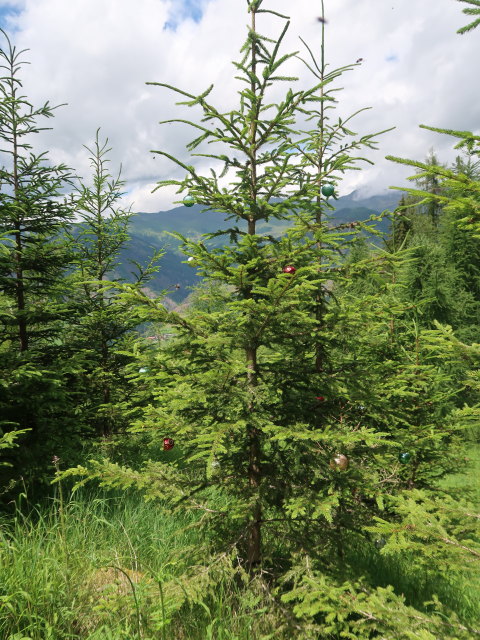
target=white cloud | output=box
[1,0,478,212]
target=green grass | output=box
[0,449,478,639]
[0,490,281,640]
[440,443,480,500]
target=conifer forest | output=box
[0,1,480,638]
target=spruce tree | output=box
[0,30,75,484]
[457,0,480,34]
[388,136,480,342]
[0,30,73,354]
[387,125,480,235]
[137,0,388,572]
[64,130,160,438]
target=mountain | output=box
[116,190,402,304]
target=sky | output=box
[0,0,478,212]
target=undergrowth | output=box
[0,450,478,640]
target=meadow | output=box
[1,446,478,640]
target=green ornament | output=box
[398,452,412,464]
[321,183,335,198]
[183,195,195,207]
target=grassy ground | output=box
[0,490,281,640]
[0,449,479,640]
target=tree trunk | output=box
[246,345,261,571]
[14,231,28,352]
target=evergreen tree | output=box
[0,30,73,354]
[0,30,76,485]
[137,0,388,571]
[387,125,480,234]
[388,136,480,342]
[456,0,480,34]
[64,130,161,438]
[386,150,445,250]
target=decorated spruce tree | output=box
[124,0,390,570]
[66,2,478,636]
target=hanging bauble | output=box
[163,437,175,451]
[282,265,296,275]
[398,452,412,464]
[374,537,386,550]
[138,367,148,374]
[321,183,335,198]
[183,195,195,207]
[315,396,326,402]
[330,453,349,470]
[187,256,195,262]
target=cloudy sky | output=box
[0,0,478,212]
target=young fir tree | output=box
[387,126,480,235]
[441,156,480,339]
[0,30,77,485]
[64,131,161,438]
[118,0,389,571]
[65,2,478,636]
[0,31,73,353]
[388,135,480,343]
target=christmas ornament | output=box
[398,452,412,464]
[374,537,386,549]
[183,194,195,207]
[315,396,326,402]
[138,367,148,374]
[187,256,195,262]
[282,265,296,274]
[163,437,175,451]
[321,183,335,198]
[330,453,349,470]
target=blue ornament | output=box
[375,537,386,549]
[398,452,412,464]
[183,195,195,207]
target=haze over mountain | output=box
[117,190,402,306]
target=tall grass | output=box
[0,489,283,640]
[0,450,478,639]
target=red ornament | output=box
[163,437,174,451]
[282,265,296,274]
[315,396,325,402]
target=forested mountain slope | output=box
[117,190,400,303]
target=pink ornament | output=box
[282,265,296,274]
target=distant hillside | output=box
[116,190,401,304]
